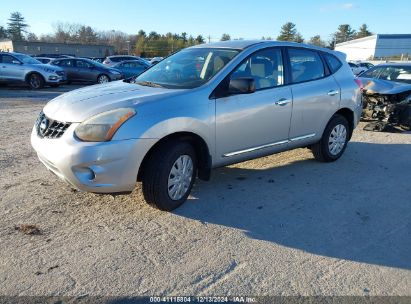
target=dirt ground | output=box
[0,86,410,297]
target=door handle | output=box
[275,98,291,106]
[327,90,339,96]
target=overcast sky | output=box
[0,0,409,41]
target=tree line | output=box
[0,12,373,56]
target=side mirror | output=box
[228,78,256,94]
[12,60,21,65]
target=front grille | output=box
[36,111,71,139]
[56,71,65,76]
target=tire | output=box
[27,73,44,90]
[97,74,110,84]
[142,141,197,211]
[311,114,349,162]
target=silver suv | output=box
[31,41,362,211]
[0,52,66,89]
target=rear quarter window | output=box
[324,54,342,73]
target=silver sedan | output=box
[31,40,362,211]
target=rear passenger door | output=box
[54,59,75,81]
[286,48,340,143]
[74,60,95,82]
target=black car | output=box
[51,58,123,84]
[357,63,411,131]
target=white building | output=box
[335,34,411,61]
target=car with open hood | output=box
[357,63,411,131]
[31,40,362,211]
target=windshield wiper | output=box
[135,81,164,88]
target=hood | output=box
[358,77,411,95]
[30,63,63,72]
[43,81,181,122]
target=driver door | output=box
[1,54,24,81]
[215,48,292,165]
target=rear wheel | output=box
[27,73,44,89]
[142,141,197,211]
[97,74,110,84]
[311,114,349,162]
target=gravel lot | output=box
[0,85,410,297]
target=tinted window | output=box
[324,53,342,73]
[121,61,144,68]
[76,60,93,68]
[289,49,325,83]
[58,60,74,67]
[231,48,284,90]
[111,56,134,62]
[1,55,17,64]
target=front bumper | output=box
[45,73,67,84]
[31,125,156,193]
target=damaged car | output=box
[357,63,411,131]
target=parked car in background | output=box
[35,54,74,59]
[91,57,105,63]
[348,62,367,75]
[51,57,123,84]
[0,52,66,89]
[35,57,54,64]
[31,40,362,211]
[103,55,150,67]
[150,57,164,65]
[112,60,151,78]
[357,63,411,131]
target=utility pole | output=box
[208,35,211,43]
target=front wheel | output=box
[142,141,197,211]
[311,114,349,162]
[97,74,110,84]
[27,73,44,89]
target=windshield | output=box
[134,48,240,89]
[13,54,42,65]
[362,66,411,84]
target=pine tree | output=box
[7,12,29,41]
[308,35,326,47]
[332,24,356,44]
[0,26,8,39]
[277,22,297,41]
[356,24,372,39]
[220,33,231,41]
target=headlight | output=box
[74,108,136,142]
[41,67,57,73]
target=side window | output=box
[289,48,325,83]
[76,60,92,68]
[324,53,342,73]
[231,48,284,90]
[59,60,74,67]
[2,55,18,64]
